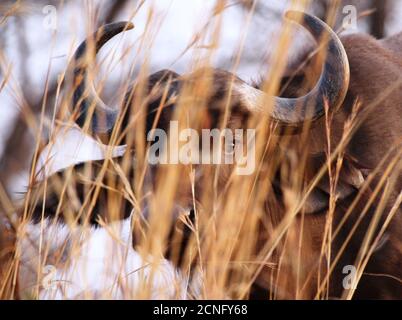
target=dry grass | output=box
[0,0,401,300]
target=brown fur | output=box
[252,32,402,299]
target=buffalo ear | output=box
[301,154,366,214]
[338,157,366,189]
[302,188,329,214]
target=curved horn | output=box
[71,21,134,133]
[238,11,350,127]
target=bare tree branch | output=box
[370,0,387,38]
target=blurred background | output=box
[0,0,401,200]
